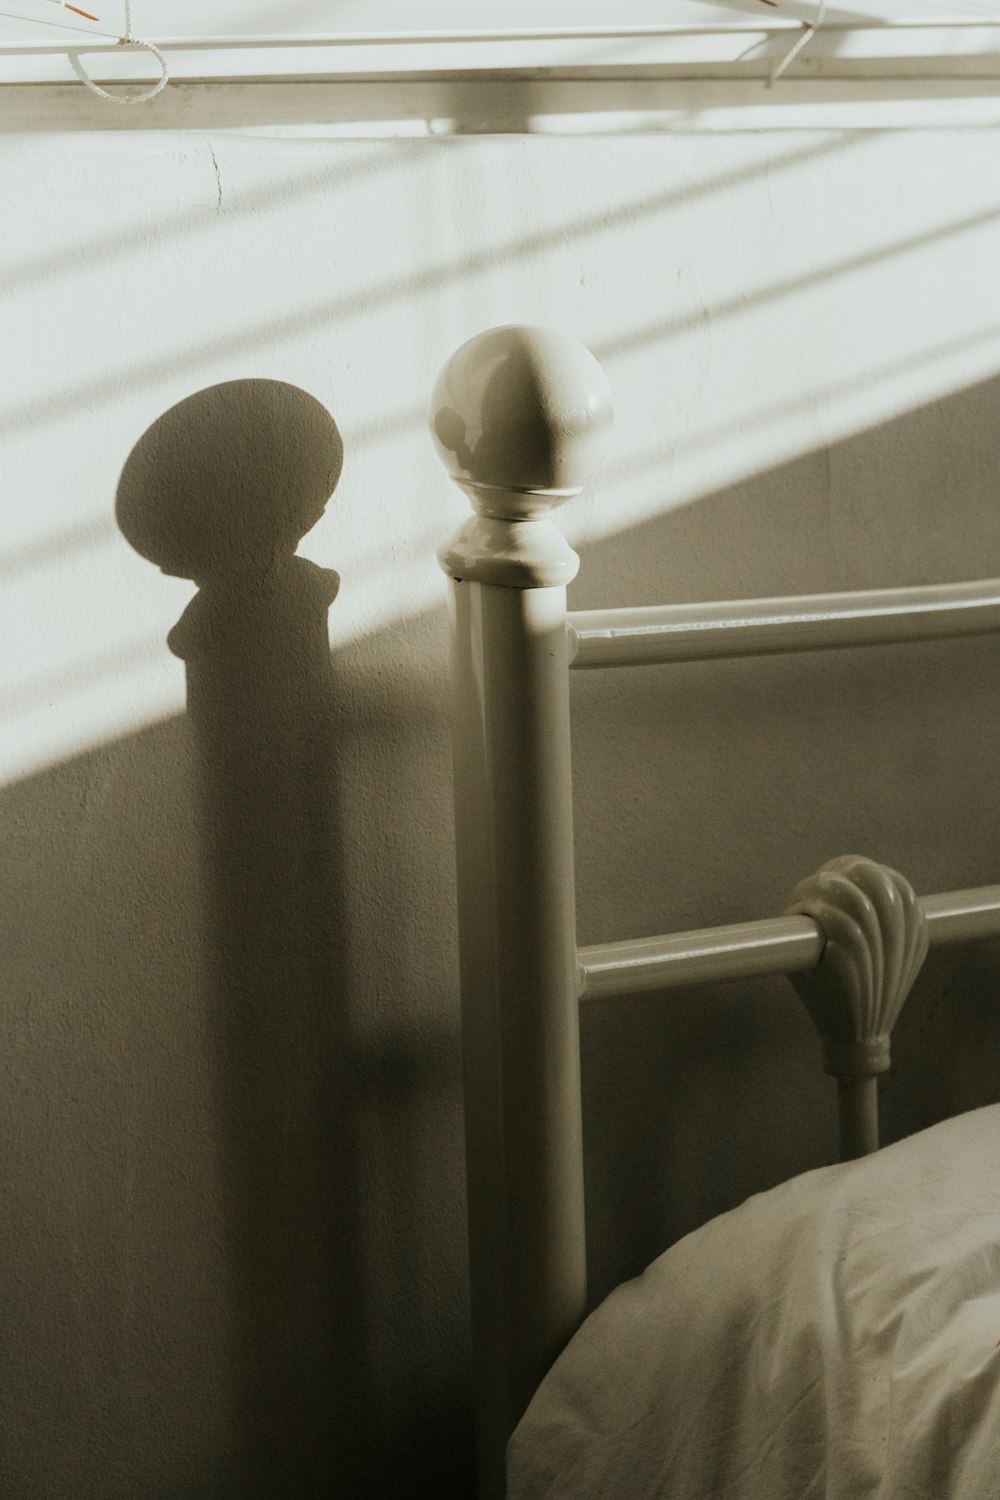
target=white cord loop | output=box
[68,0,169,103]
[768,0,827,85]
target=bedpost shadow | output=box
[116,380,364,1495]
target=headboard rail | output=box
[578,882,1000,1001]
[568,577,1000,669]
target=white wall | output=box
[3,104,1000,1495]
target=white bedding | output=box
[508,1105,1000,1499]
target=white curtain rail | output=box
[568,577,1000,669]
[578,883,1000,1001]
[6,18,1000,56]
[0,27,790,56]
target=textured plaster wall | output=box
[3,120,1000,1496]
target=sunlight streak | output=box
[6,128,1000,788]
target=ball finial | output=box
[429,325,613,519]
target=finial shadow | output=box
[117,379,364,1494]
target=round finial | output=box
[429,325,613,519]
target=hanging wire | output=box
[1,2,111,36]
[58,1,100,19]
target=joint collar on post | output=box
[430,325,613,589]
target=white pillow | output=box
[509,1105,1000,1500]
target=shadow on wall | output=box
[112,380,471,1498]
[116,381,356,1497]
[0,380,470,1500]
[2,371,1000,1494]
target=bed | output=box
[428,324,1000,1500]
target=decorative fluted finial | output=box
[785,855,929,1159]
[432,326,613,589]
[785,854,929,1080]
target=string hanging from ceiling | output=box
[61,0,169,102]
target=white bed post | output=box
[431,326,613,1500]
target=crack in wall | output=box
[205,137,223,213]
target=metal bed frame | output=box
[428,324,1000,1500]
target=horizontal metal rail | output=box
[9,19,1000,55]
[578,883,1000,1001]
[568,578,1000,670]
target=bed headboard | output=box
[429,324,1000,1500]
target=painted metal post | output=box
[431,326,613,1500]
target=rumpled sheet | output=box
[508,1105,1000,1499]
